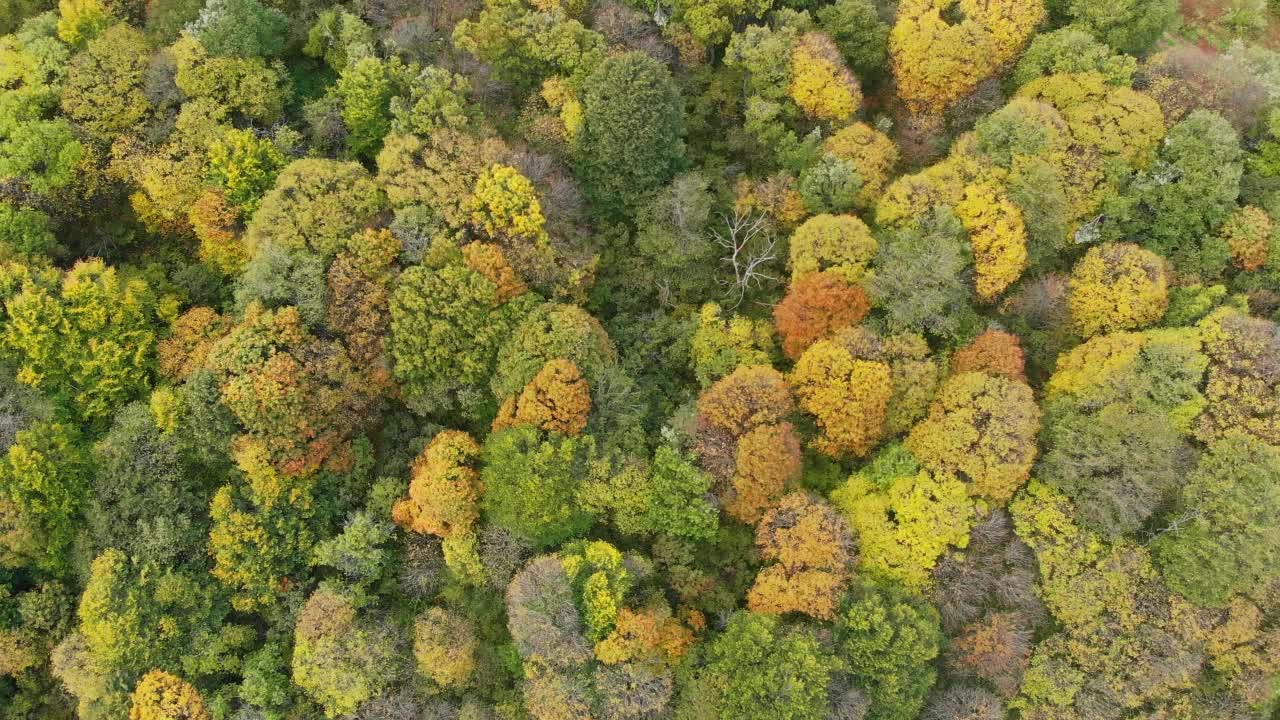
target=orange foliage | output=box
[189,189,247,276]
[747,492,856,620]
[696,365,793,437]
[727,422,802,524]
[773,272,870,360]
[157,307,232,382]
[951,329,1026,381]
[327,229,400,391]
[492,358,592,436]
[1218,205,1272,272]
[392,430,483,538]
[463,241,528,302]
[733,173,808,231]
[594,607,694,665]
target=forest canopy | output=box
[1,0,1280,718]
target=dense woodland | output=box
[1,0,1280,717]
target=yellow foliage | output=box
[788,33,861,124]
[906,371,1040,503]
[747,493,855,619]
[697,365,793,438]
[728,422,802,524]
[891,0,1044,114]
[832,470,975,590]
[594,606,693,665]
[689,302,775,388]
[954,180,1028,302]
[493,358,592,436]
[788,213,877,283]
[1217,205,1272,272]
[541,76,583,141]
[189,190,248,277]
[129,670,209,720]
[733,173,809,230]
[790,339,893,458]
[463,242,528,302]
[824,122,899,207]
[1068,242,1169,337]
[470,164,548,242]
[413,607,478,690]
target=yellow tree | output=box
[129,671,209,720]
[493,358,592,436]
[790,338,893,458]
[747,492,857,620]
[906,371,1040,504]
[1067,242,1168,337]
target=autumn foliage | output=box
[392,430,483,539]
[493,358,592,436]
[747,492,856,620]
[773,271,870,360]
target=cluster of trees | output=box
[1,0,1280,718]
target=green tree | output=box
[244,159,386,260]
[1,260,156,423]
[204,127,287,215]
[334,56,413,159]
[1122,110,1242,277]
[0,421,86,573]
[575,52,685,220]
[816,0,890,80]
[59,22,149,140]
[291,588,398,717]
[835,577,943,720]
[675,611,838,720]
[1152,434,1280,608]
[480,426,601,548]
[1060,0,1177,55]
[869,208,979,342]
[0,119,83,195]
[185,0,286,57]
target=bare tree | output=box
[712,210,778,309]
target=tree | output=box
[835,577,943,720]
[1124,110,1242,276]
[170,35,288,123]
[1217,205,1271,272]
[1059,0,1177,55]
[208,441,317,611]
[1153,434,1280,608]
[1196,309,1280,447]
[0,421,86,573]
[205,303,375,475]
[334,55,413,159]
[590,445,719,540]
[747,492,856,619]
[392,430,481,539]
[85,403,208,566]
[689,303,775,389]
[832,468,974,590]
[389,65,471,137]
[1067,243,1169,337]
[185,0,286,57]
[245,159,386,261]
[59,22,149,140]
[891,0,1044,114]
[675,611,838,720]
[0,119,83,195]
[816,0,891,80]
[204,127,287,215]
[773,272,870,360]
[787,32,860,123]
[790,338,892,458]
[870,208,979,342]
[787,213,876,283]
[390,248,535,414]
[906,372,1040,504]
[822,123,899,207]
[493,358,592,436]
[129,671,209,720]
[951,330,1026,381]
[413,607,477,690]
[469,163,548,243]
[1,259,156,423]
[1009,27,1136,89]
[575,52,684,219]
[292,589,398,718]
[326,228,399,391]
[491,303,618,401]
[633,172,719,303]
[480,426,600,548]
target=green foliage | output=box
[1009,27,1136,89]
[302,8,373,72]
[0,421,86,573]
[0,201,57,256]
[587,445,719,539]
[1152,433,1280,607]
[816,0,890,79]
[835,577,943,720]
[186,0,287,57]
[870,208,980,342]
[575,52,685,220]
[675,611,838,720]
[480,426,601,547]
[245,159,385,260]
[1,260,156,423]
[59,22,149,140]
[204,128,287,215]
[291,588,399,717]
[1060,0,1178,55]
[0,119,83,195]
